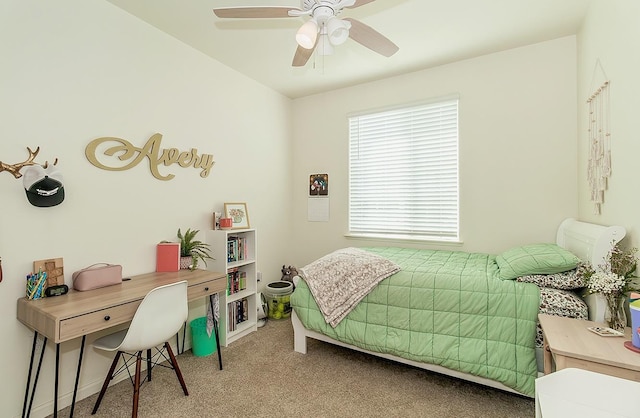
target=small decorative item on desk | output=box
[156,242,180,272]
[72,263,123,291]
[26,270,47,300]
[177,228,212,270]
[33,257,64,287]
[582,245,639,331]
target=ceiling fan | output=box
[213,0,399,67]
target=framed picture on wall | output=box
[224,202,250,229]
[309,173,329,196]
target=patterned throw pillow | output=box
[516,268,586,290]
[534,287,588,348]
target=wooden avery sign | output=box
[85,133,215,181]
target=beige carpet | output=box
[51,319,534,417]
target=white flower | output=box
[586,271,626,295]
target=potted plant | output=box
[177,228,212,270]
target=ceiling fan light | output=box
[296,20,318,49]
[327,17,351,46]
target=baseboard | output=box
[27,373,128,418]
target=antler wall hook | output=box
[0,147,58,179]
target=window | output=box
[348,96,459,241]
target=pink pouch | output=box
[72,263,123,291]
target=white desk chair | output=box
[91,280,189,418]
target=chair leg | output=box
[132,351,142,418]
[92,351,122,415]
[164,342,189,396]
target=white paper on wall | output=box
[308,197,329,222]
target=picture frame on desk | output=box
[224,202,250,229]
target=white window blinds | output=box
[348,97,459,241]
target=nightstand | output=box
[538,314,640,381]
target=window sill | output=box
[344,233,463,247]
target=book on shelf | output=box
[226,236,248,263]
[226,268,247,295]
[241,298,248,322]
[227,297,249,332]
[227,240,235,263]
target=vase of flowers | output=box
[587,271,627,330]
[582,245,639,331]
[605,290,627,331]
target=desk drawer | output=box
[558,356,640,382]
[188,278,225,300]
[59,301,141,341]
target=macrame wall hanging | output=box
[587,60,611,215]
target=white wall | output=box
[291,37,579,265]
[577,0,640,248]
[0,1,292,416]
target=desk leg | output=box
[176,322,187,355]
[181,322,186,355]
[54,343,60,418]
[213,317,222,370]
[69,335,86,418]
[209,295,223,370]
[23,332,47,418]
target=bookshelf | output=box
[206,228,258,346]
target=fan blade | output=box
[292,43,317,67]
[213,7,299,19]
[343,18,398,57]
[346,0,377,9]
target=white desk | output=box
[535,368,640,418]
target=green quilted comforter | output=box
[290,247,540,396]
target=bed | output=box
[290,218,625,397]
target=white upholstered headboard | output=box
[556,218,626,322]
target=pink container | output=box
[219,218,233,229]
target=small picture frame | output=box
[587,326,624,337]
[213,212,222,229]
[224,202,250,229]
[309,173,329,196]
